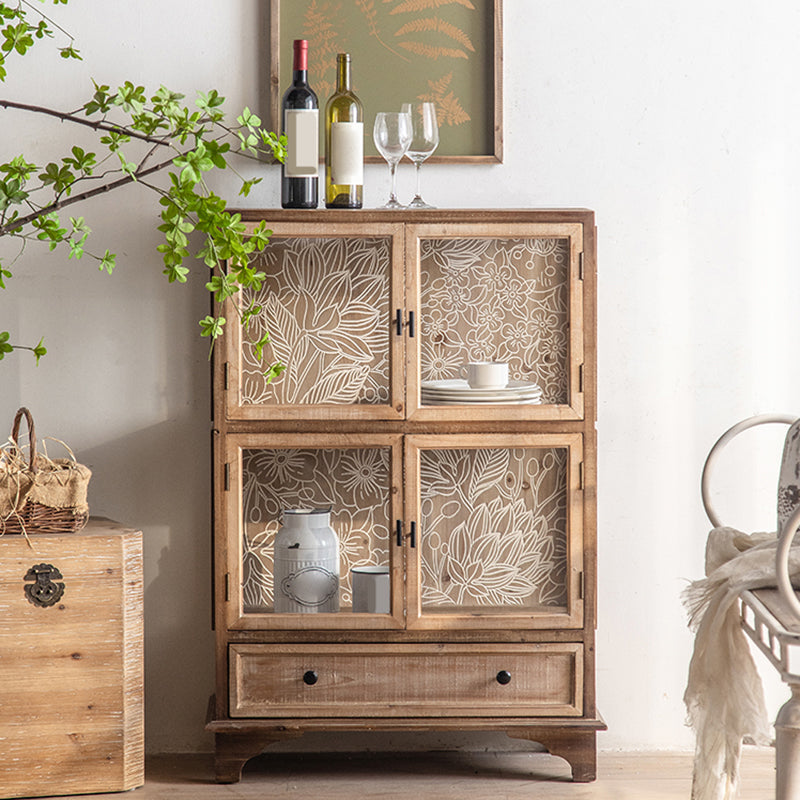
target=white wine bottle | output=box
[281,39,318,209]
[324,53,363,209]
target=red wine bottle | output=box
[281,39,319,209]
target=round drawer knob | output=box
[303,670,318,686]
[496,670,512,685]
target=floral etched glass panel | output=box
[419,447,568,612]
[240,237,391,406]
[241,447,392,612]
[419,237,569,404]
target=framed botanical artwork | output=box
[269,0,503,163]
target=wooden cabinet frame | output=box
[208,209,602,786]
[404,433,584,631]
[223,222,406,421]
[404,222,586,422]
[221,432,405,631]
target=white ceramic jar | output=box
[273,508,339,613]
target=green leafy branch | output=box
[0,0,80,82]
[0,1,288,380]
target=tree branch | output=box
[0,155,176,235]
[0,98,170,146]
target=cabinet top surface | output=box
[232,208,595,225]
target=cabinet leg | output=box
[214,731,304,783]
[507,728,597,782]
[776,683,800,800]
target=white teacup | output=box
[351,566,391,614]
[458,361,509,389]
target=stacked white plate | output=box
[421,379,543,405]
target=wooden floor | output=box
[25,748,777,800]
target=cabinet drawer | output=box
[229,643,583,718]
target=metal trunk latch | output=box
[24,563,65,608]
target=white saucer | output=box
[422,397,542,406]
[421,379,542,401]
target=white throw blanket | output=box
[683,527,800,799]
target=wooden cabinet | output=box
[207,209,602,784]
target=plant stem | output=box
[0,99,170,146]
[0,155,176,235]
[20,0,75,43]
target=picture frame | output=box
[269,0,503,163]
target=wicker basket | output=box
[0,407,91,535]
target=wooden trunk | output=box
[0,518,144,799]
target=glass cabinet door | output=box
[223,223,405,421]
[222,433,404,630]
[405,223,586,422]
[404,433,584,630]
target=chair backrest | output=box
[701,413,799,530]
[778,419,800,532]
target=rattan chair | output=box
[701,413,800,798]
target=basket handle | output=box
[10,406,37,474]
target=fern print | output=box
[419,71,470,125]
[280,0,491,156]
[394,17,475,51]
[302,0,343,99]
[398,41,468,59]
[356,0,410,60]
[389,0,476,13]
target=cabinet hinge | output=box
[224,361,229,390]
[224,462,230,491]
[578,571,585,600]
[579,251,585,281]
[224,572,230,602]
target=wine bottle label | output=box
[330,121,364,185]
[285,109,319,177]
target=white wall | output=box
[2,0,799,753]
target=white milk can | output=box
[273,508,339,613]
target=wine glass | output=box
[401,101,439,209]
[373,111,412,209]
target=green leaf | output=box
[263,363,286,384]
[172,143,215,186]
[32,212,67,249]
[84,81,115,116]
[252,332,270,362]
[63,146,96,175]
[0,266,12,289]
[32,337,46,365]
[117,153,138,176]
[39,161,75,195]
[0,330,12,360]
[196,89,225,121]
[205,273,239,303]
[0,177,28,210]
[236,106,261,129]
[115,80,146,114]
[0,154,37,181]
[239,177,262,198]
[161,260,190,283]
[99,249,116,274]
[2,23,34,56]
[59,44,80,60]
[261,130,287,163]
[241,302,262,330]
[67,236,86,260]
[199,315,225,339]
